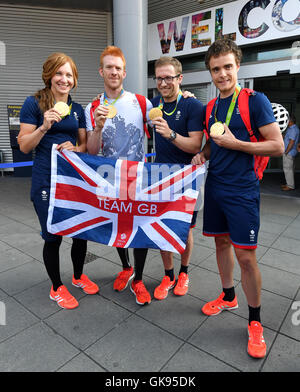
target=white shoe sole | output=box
[71,282,99,295]
[49,294,78,309]
[130,285,151,305]
[154,282,176,300]
[202,304,239,316]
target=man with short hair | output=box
[192,39,284,358]
[151,56,204,301]
[281,113,299,191]
[85,46,152,306]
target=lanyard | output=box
[103,88,124,106]
[67,103,72,116]
[214,85,241,125]
[158,90,183,116]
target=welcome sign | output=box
[148,0,300,60]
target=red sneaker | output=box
[113,267,134,292]
[50,285,79,309]
[154,276,176,300]
[247,321,267,358]
[173,272,189,296]
[202,292,238,316]
[130,280,151,305]
[72,274,99,295]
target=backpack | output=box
[89,93,150,139]
[205,88,269,180]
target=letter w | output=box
[157,17,189,54]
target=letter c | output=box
[272,0,300,32]
[238,0,270,39]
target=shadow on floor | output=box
[260,172,300,198]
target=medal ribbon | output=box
[103,88,124,106]
[214,85,241,125]
[158,90,183,116]
[66,103,72,117]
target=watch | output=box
[169,130,177,141]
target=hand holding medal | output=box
[151,90,182,139]
[94,89,123,129]
[150,108,174,140]
[210,122,238,149]
[94,104,109,130]
[42,102,69,132]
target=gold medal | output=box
[149,107,163,120]
[106,105,117,119]
[54,102,70,118]
[210,122,225,136]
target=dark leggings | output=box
[116,247,148,281]
[43,237,87,291]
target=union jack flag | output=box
[47,145,205,254]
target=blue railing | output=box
[0,153,156,169]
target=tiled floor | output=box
[0,176,299,372]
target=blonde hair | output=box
[154,56,182,75]
[100,46,126,69]
[34,52,78,113]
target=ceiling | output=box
[0,0,235,17]
[0,0,112,12]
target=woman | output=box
[18,52,99,309]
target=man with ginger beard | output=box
[85,46,152,306]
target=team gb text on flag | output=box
[47,145,205,254]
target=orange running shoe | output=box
[247,321,267,358]
[202,292,238,316]
[173,272,189,296]
[113,267,134,292]
[154,276,176,300]
[50,285,79,309]
[130,280,151,305]
[72,274,99,295]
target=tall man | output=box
[151,56,204,300]
[281,113,299,191]
[192,39,284,358]
[85,46,152,306]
